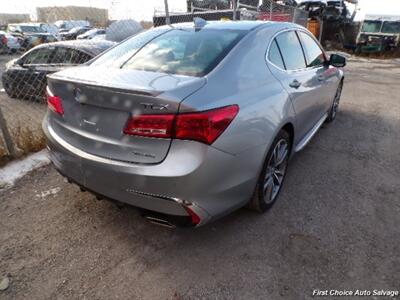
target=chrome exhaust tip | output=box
[144,216,176,228]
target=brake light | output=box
[175,105,239,144]
[2,36,7,44]
[46,86,64,115]
[123,114,174,138]
[123,105,239,145]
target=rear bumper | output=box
[43,114,263,226]
[7,42,21,50]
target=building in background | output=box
[36,6,108,27]
[0,13,30,26]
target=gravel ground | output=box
[0,57,399,300]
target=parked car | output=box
[40,23,61,41]
[54,20,91,31]
[91,34,106,41]
[106,19,143,42]
[7,23,57,49]
[59,26,92,40]
[77,28,106,40]
[43,21,345,227]
[296,0,328,18]
[2,40,115,100]
[0,31,21,53]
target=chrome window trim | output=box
[265,27,328,74]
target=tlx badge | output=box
[140,103,169,111]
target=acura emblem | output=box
[74,87,82,103]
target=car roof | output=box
[165,20,265,31]
[8,23,42,27]
[161,20,300,32]
[32,40,116,56]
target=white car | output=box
[91,34,106,41]
[77,28,106,40]
[0,31,21,53]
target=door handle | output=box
[289,79,301,89]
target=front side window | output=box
[361,21,382,33]
[49,47,92,64]
[23,48,55,64]
[381,21,400,34]
[275,31,306,70]
[298,31,325,67]
[122,29,245,76]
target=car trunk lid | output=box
[47,66,206,164]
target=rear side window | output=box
[71,50,92,64]
[51,47,74,64]
[298,31,325,67]
[268,39,285,70]
[122,29,246,77]
[275,31,306,70]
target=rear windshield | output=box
[92,28,246,77]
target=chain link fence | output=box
[0,0,309,164]
[153,0,308,27]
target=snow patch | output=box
[0,150,50,190]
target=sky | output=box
[1,0,400,21]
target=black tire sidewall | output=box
[327,81,343,123]
[256,130,291,212]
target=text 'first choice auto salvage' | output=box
[312,289,399,297]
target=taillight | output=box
[123,105,239,145]
[123,114,174,138]
[175,105,239,144]
[2,36,7,44]
[46,86,64,115]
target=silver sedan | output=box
[43,21,345,227]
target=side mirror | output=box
[329,54,346,67]
[16,58,25,66]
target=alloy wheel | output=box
[263,139,289,204]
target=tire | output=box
[326,80,343,123]
[248,129,291,212]
[3,81,18,99]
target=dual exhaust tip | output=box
[144,216,176,228]
[141,210,198,228]
[67,175,201,228]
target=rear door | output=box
[267,29,327,142]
